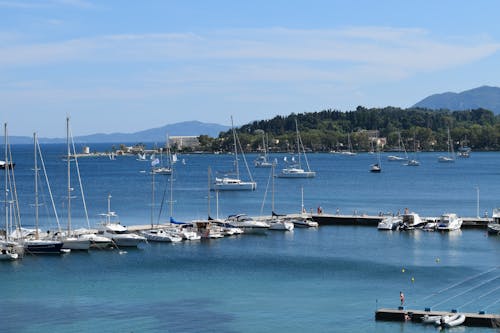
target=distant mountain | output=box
[413,86,500,114]
[4,121,230,144]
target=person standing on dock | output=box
[400,291,405,306]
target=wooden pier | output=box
[376,308,500,328]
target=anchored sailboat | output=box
[213,116,257,190]
[277,119,316,178]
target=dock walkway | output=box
[376,308,500,328]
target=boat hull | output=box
[25,240,64,254]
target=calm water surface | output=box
[1,144,499,332]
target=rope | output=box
[431,274,500,308]
[418,266,499,302]
[457,285,500,309]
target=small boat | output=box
[141,228,182,242]
[421,314,441,324]
[437,128,455,163]
[377,216,401,230]
[254,132,274,168]
[444,313,466,328]
[405,159,420,166]
[436,213,462,231]
[488,208,500,235]
[73,229,114,249]
[268,216,294,231]
[400,212,426,230]
[290,217,318,228]
[0,241,21,260]
[0,160,15,169]
[370,163,381,173]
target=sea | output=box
[1,143,499,333]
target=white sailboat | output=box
[370,141,382,173]
[1,123,23,260]
[265,165,294,231]
[152,134,173,175]
[387,131,408,161]
[58,118,91,251]
[405,135,420,166]
[254,132,274,168]
[277,119,316,178]
[213,116,257,190]
[340,133,357,156]
[438,128,455,163]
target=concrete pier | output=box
[311,214,491,228]
[376,308,500,327]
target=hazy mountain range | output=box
[4,86,499,144]
[413,85,500,114]
[4,121,230,144]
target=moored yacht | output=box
[436,213,462,231]
[488,208,500,235]
[377,216,402,230]
[226,214,269,234]
[400,212,426,230]
[98,222,146,247]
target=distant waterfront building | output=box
[169,136,200,150]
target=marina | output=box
[1,143,500,332]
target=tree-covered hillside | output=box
[196,107,500,153]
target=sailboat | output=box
[152,134,173,175]
[1,123,23,260]
[254,132,274,168]
[22,132,65,254]
[387,131,408,161]
[213,116,257,190]
[370,141,382,173]
[341,133,357,156]
[141,163,182,242]
[277,119,316,178]
[405,135,420,166]
[438,128,455,163]
[267,164,294,231]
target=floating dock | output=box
[311,214,491,228]
[376,308,500,328]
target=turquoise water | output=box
[1,144,499,332]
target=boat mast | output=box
[4,123,8,240]
[295,119,301,169]
[151,161,155,228]
[34,132,39,239]
[231,116,239,179]
[271,163,275,212]
[66,116,72,235]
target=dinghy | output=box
[444,314,466,328]
[421,314,441,324]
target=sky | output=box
[1,0,500,137]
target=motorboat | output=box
[277,167,316,178]
[213,177,257,191]
[191,220,224,239]
[98,222,146,247]
[488,208,500,235]
[226,214,269,234]
[370,163,381,173]
[268,217,294,231]
[141,228,182,242]
[400,212,426,230]
[0,160,15,169]
[405,159,420,166]
[422,218,439,231]
[436,213,462,231]
[0,240,22,260]
[289,217,318,228]
[377,216,402,230]
[73,229,114,249]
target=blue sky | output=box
[1,0,500,137]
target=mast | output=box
[151,161,155,228]
[34,132,39,239]
[66,116,72,235]
[271,163,275,212]
[295,119,301,169]
[4,123,8,240]
[207,167,211,218]
[169,166,174,218]
[231,116,239,179]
